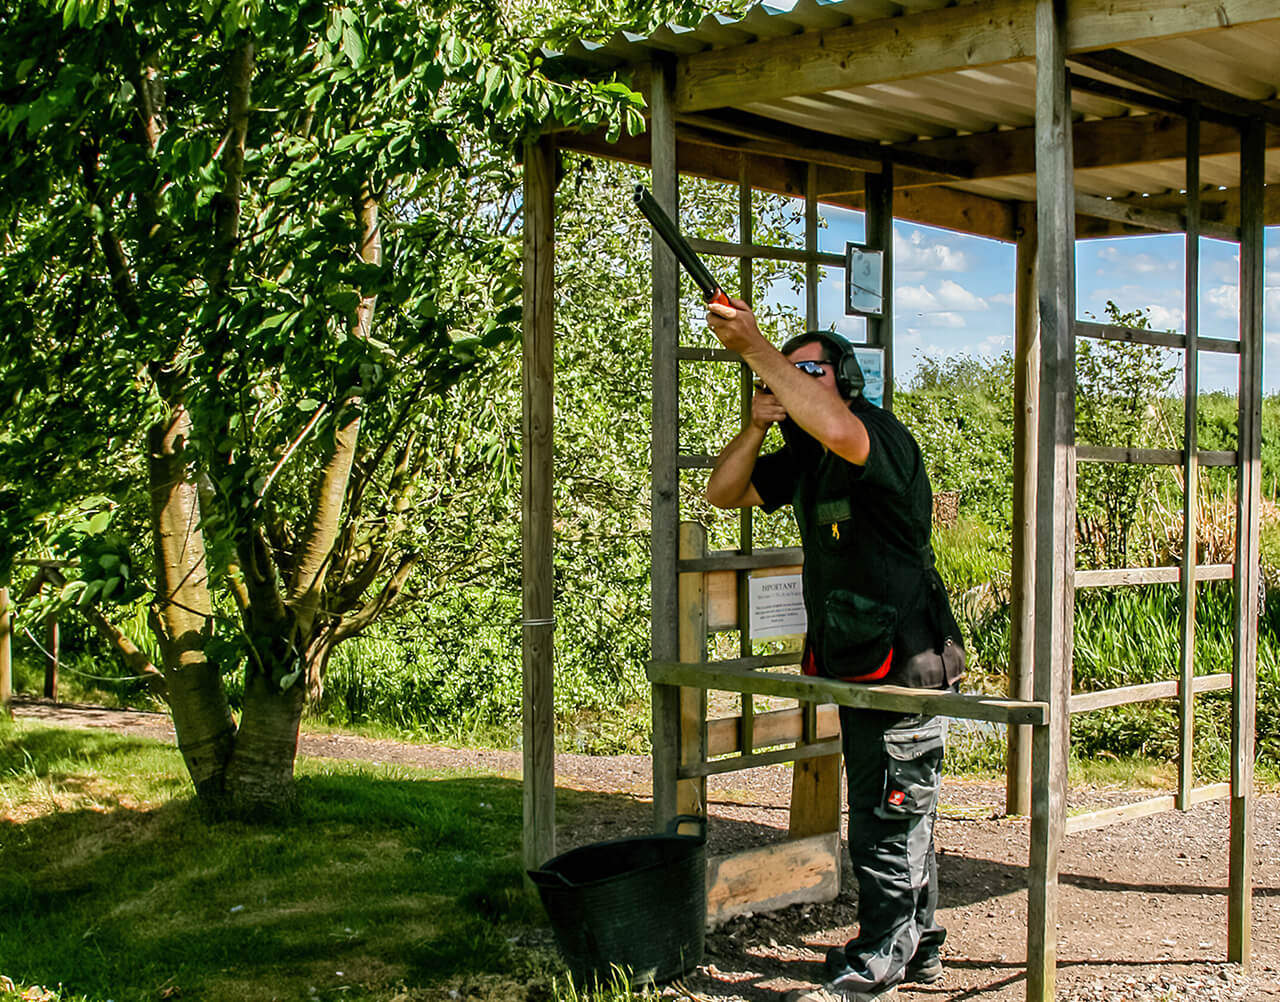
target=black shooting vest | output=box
[752,397,964,689]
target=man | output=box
[705,298,965,1002]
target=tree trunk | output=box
[149,401,236,801]
[224,668,307,814]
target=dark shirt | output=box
[752,396,945,683]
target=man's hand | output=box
[707,297,767,355]
[751,389,787,430]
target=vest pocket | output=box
[821,589,896,681]
[875,717,946,819]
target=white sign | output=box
[853,345,885,408]
[749,573,807,639]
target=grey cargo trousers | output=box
[828,706,947,995]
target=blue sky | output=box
[765,205,1279,395]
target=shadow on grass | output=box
[0,726,785,1001]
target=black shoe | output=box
[902,952,943,984]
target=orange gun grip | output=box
[709,289,730,307]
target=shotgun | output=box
[632,184,730,307]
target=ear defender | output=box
[780,330,865,399]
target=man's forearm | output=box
[706,423,768,508]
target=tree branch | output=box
[333,552,418,642]
[206,35,255,293]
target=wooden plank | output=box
[805,163,819,328]
[1179,111,1202,812]
[1069,672,1233,714]
[1008,202,1038,818]
[1075,563,1233,587]
[680,551,803,572]
[1028,3,1077,996]
[650,56,682,831]
[674,0,1280,113]
[521,132,558,872]
[687,236,845,268]
[681,739,843,778]
[555,128,1018,242]
[678,523,709,819]
[789,750,844,838]
[1076,445,1236,467]
[1075,320,1241,354]
[895,117,1280,192]
[1065,794,1175,835]
[648,661,1049,724]
[678,346,740,362]
[1065,783,1232,834]
[42,616,58,700]
[1075,192,1240,241]
[706,569,739,631]
[705,832,841,928]
[0,588,11,720]
[707,704,841,757]
[1229,116,1265,969]
[1072,49,1280,128]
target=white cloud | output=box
[897,279,989,314]
[1208,283,1238,317]
[894,230,970,276]
[976,334,1013,356]
[1143,304,1184,331]
[1097,245,1177,275]
[929,312,969,329]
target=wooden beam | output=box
[1072,49,1280,128]
[677,523,709,820]
[676,108,969,180]
[895,116,1280,188]
[675,0,1280,113]
[1178,111,1201,812]
[1028,2,1076,996]
[556,128,1019,241]
[650,55,683,832]
[1229,116,1265,970]
[647,662,1049,725]
[521,132,557,872]
[706,832,840,928]
[1008,203,1038,818]
[706,704,840,757]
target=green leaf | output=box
[266,176,293,197]
[341,23,364,67]
[15,58,37,84]
[87,510,110,534]
[296,398,321,412]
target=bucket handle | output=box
[666,814,707,841]
[527,867,574,889]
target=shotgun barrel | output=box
[632,184,730,306]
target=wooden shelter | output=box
[520,2,1277,998]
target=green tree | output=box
[0,0,640,810]
[1074,302,1178,568]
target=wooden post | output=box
[1228,116,1264,969]
[737,158,757,749]
[677,523,709,819]
[1008,202,1038,817]
[0,587,11,719]
[1177,107,1201,812]
[43,615,59,701]
[521,131,557,872]
[865,165,894,410]
[1028,2,1076,998]
[650,54,683,830]
[791,164,843,841]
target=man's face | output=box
[785,341,841,398]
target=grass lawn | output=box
[0,719,634,1002]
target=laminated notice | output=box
[748,573,807,639]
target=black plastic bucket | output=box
[529,815,707,986]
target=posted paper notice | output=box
[749,573,807,639]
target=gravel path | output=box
[12,698,1280,1001]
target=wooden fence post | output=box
[0,588,11,719]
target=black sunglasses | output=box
[793,359,829,377]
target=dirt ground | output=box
[12,699,1280,1001]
